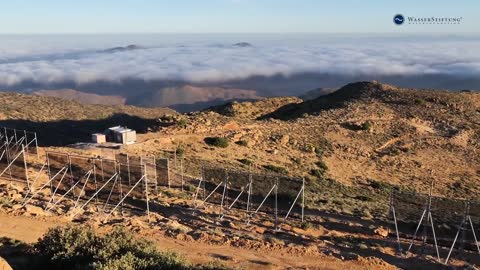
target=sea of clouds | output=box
[0,34,479,90]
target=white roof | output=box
[108,126,133,133]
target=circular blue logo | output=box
[393,14,405,25]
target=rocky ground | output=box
[1,81,480,269]
[2,179,475,270]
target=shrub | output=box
[0,196,11,208]
[262,164,288,174]
[235,140,248,147]
[355,195,374,202]
[315,160,328,172]
[315,138,333,157]
[300,222,313,230]
[361,121,372,131]
[34,225,190,270]
[310,169,324,178]
[175,146,185,157]
[368,179,392,192]
[414,98,425,105]
[177,118,188,128]
[204,137,229,148]
[237,158,253,166]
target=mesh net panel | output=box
[250,173,277,214]
[155,158,169,187]
[277,176,303,218]
[225,170,251,211]
[202,167,227,205]
[47,152,72,196]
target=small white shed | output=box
[106,126,136,145]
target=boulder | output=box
[73,186,85,197]
[25,205,51,216]
[374,226,389,237]
[166,220,192,233]
[279,135,290,146]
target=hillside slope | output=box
[33,89,126,106]
[0,92,176,145]
[131,81,480,201]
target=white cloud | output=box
[0,34,479,87]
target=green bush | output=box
[310,169,324,178]
[34,226,190,270]
[315,160,328,172]
[177,119,188,128]
[175,146,185,157]
[361,121,372,131]
[204,137,229,148]
[235,140,248,147]
[368,179,392,192]
[263,164,288,174]
[315,138,333,157]
[300,222,313,230]
[414,98,425,105]
[237,159,253,166]
[0,196,11,208]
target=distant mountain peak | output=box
[232,42,253,47]
[102,44,144,53]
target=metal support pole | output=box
[21,146,29,188]
[102,174,119,212]
[34,132,39,159]
[46,153,52,194]
[74,169,93,208]
[246,173,252,216]
[127,154,131,186]
[21,162,46,204]
[93,160,98,204]
[391,205,403,254]
[445,218,465,264]
[118,163,124,214]
[153,156,158,193]
[219,175,228,219]
[0,147,26,178]
[407,208,427,252]
[23,130,27,148]
[301,177,305,222]
[428,211,441,261]
[103,175,145,222]
[77,173,118,211]
[283,185,304,221]
[468,215,480,255]
[167,158,171,189]
[144,166,151,222]
[274,177,279,231]
[67,154,75,191]
[247,184,276,225]
[20,167,66,208]
[200,180,224,206]
[180,158,184,192]
[193,177,203,208]
[46,171,92,211]
[46,168,69,209]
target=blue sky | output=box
[0,0,478,33]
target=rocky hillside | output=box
[138,81,480,201]
[137,85,262,112]
[33,89,126,106]
[0,91,175,145]
[2,81,479,199]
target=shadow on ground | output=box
[0,113,158,147]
